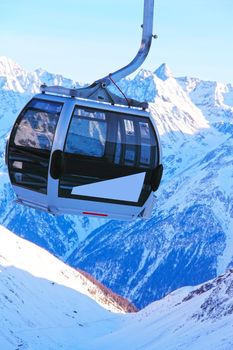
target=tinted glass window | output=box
[65,108,107,157]
[64,107,158,167]
[29,99,63,114]
[9,99,62,194]
[123,118,137,165]
[73,108,105,120]
[114,123,122,164]
[139,121,151,165]
[14,109,59,150]
[13,99,61,151]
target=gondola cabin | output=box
[6,93,163,220]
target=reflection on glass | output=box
[140,144,150,165]
[139,121,150,139]
[73,108,105,120]
[125,147,135,164]
[29,100,62,114]
[114,122,122,164]
[14,110,59,150]
[124,119,134,135]
[65,116,107,157]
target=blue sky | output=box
[0,0,232,84]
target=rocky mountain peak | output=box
[154,63,173,81]
[0,56,25,77]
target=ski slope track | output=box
[0,56,233,311]
[1,227,233,349]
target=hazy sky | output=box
[0,0,232,84]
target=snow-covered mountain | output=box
[0,56,233,312]
[100,270,233,350]
[1,226,233,350]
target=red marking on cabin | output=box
[82,211,108,217]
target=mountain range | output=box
[0,56,232,312]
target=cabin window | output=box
[9,98,62,194]
[65,108,107,157]
[13,99,61,151]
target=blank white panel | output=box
[71,172,146,202]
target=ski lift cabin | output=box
[6,89,162,220]
[5,0,163,219]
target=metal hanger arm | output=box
[95,0,155,86]
[41,0,155,108]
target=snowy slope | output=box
[0,225,138,350]
[0,227,125,350]
[97,270,233,350]
[1,226,233,350]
